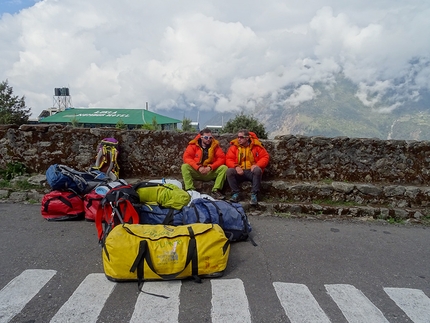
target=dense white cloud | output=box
[0,0,429,118]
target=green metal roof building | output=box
[39,108,181,130]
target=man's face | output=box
[237,132,249,145]
[201,132,213,144]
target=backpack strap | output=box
[162,209,176,225]
[96,187,140,242]
[133,182,172,190]
[189,202,201,223]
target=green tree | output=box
[0,80,31,125]
[151,116,160,130]
[141,117,159,130]
[70,116,81,128]
[181,117,193,131]
[116,119,127,129]
[141,123,155,130]
[221,113,268,139]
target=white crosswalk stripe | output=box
[325,284,389,323]
[384,287,430,323]
[50,273,116,323]
[130,281,182,323]
[1,270,430,322]
[273,282,331,323]
[0,269,56,323]
[211,278,251,323]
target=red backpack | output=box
[95,185,140,242]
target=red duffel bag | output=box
[41,190,85,221]
[83,191,103,221]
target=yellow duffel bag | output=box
[102,223,230,288]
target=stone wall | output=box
[1,124,430,185]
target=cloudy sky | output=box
[1,0,429,120]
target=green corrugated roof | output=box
[39,108,181,125]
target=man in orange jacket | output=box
[226,129,270,205]
[181,128,227,199]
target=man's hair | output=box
[200,127,212,135]
[238,129,249,136]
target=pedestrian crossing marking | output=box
[130,281,181,323]
[211,278,251,323]
[325,284,389,323]
[384,287,430,323]
[0,269,56,323]
[50,273,116,323]
[273,282,331,323]
[1,270,430,323]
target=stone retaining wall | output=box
[1,124,430,185]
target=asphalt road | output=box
[0,203,429,323]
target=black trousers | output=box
[226,167,262,195]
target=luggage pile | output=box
[41,137,123,221]
[40,137,255,290]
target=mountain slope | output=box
[206,75,430,140]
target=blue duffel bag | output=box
[139,198,253,243]
[139,204,185,226]
[184,199,253,242]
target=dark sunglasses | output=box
[202,136,213,140]
[237,136,249,139]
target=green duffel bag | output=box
[133,182,190,210]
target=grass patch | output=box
[0,162,27,180]
[13,180,39,190]
[0,179,11,189]
[386,217,405,224]
[420,214,430,225]
[321,178,333,184]
[274,212,292,218]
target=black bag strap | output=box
[58,165,89,192]
[85,195,103,209]
[128,225,200,292]
[132,181,172,190]
[43,191,83,212]
[128,240,168,299]
[43,195,72,212]
[190,203,201,223]
[103,185,139,205]
[162,209,176,225]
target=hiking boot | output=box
[230,193,240,203]
[250,193,258,205]
[211,190,225,200]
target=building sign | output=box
[63,110,130,118]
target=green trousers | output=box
[181,164,227,191]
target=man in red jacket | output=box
[226,129,270,205]
[181,128,227,199]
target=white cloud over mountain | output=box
[1,0,429,118]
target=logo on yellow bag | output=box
[157,241,179,264]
